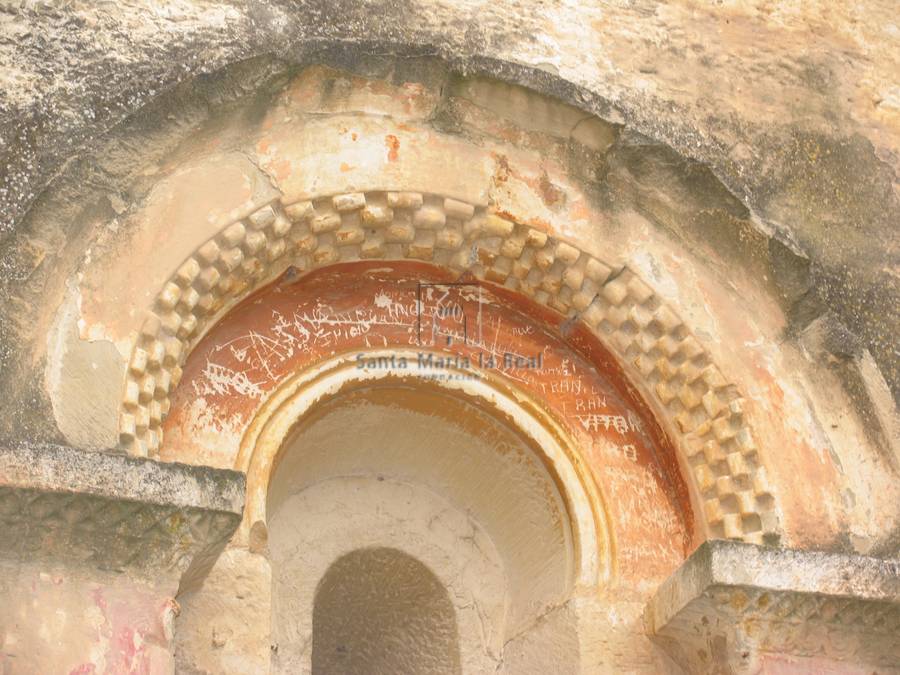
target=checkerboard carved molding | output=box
[646,541,900,672]
[0,444,245,589]
[118,190,779,544]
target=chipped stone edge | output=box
[644,540,900,672]
[0,442,245,515]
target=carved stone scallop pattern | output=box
[118,191,780,544]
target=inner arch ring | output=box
[235,348,615,589]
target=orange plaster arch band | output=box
[120,189,780,544]
[234,350,615,589]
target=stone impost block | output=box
[0,443,245,593]
[645,540,900,673]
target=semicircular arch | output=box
[237,349,614,590]
[119,189,780,545]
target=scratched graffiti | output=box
[193,285,553,397]
[166,263,693,581]
[574,413,636,435]
[193,361,265,399]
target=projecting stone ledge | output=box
[0,443,245,590]
[645,540,900,674]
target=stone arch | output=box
[236,350,612,589]
[2,11,899,675]
[310,547,461,675]
[120,190,778,544]
[261,369,592,673]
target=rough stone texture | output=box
[0,1,898,427]
[310,547,461,675]
[0,443,245,673]
[646,540,900,673]
[0,442,245,585]
[174,547,272,675]
[266,477,508,673]
[1,3,899,672]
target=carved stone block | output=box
[0,443,245,592]
[645,540,900,673]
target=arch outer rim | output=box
[117,188,781,544]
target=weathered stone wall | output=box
[5,55,894,557]
[1,1,898,441]
[0,443,246,673]
[1,2,898,673]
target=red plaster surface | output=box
[164,261,693,581]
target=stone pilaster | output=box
[0,443,244,673]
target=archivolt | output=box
[235,350,613,589]
[119,190,779,543]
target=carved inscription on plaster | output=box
[164,264,691,581]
